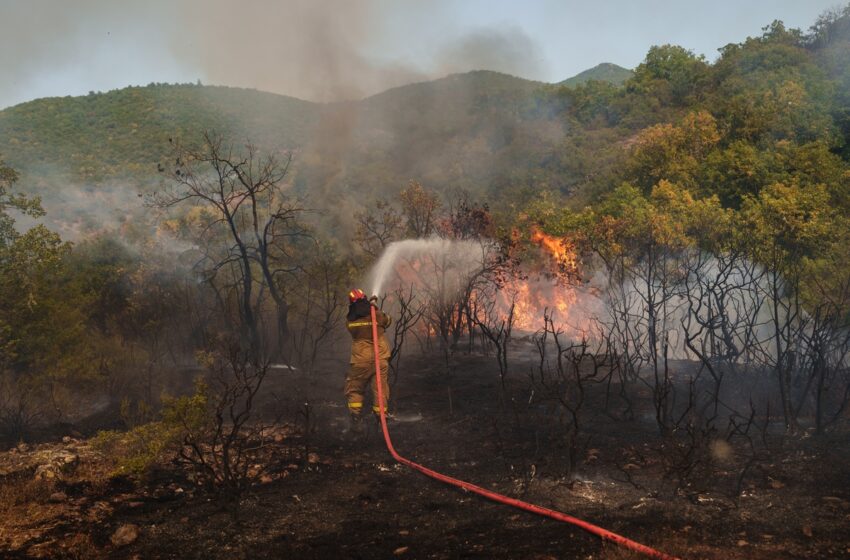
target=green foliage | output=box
[93,380,209,476]
[631,45,709,106]
[558,63,634,88]
[0,84,315,185]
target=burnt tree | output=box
[150,133,308,360]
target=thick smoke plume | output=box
[0,0,548,108]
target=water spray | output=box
[368,237,493,301]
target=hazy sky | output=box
[0,0,842,109]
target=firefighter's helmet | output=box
[348,288,367,303]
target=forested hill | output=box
[2,7,850,218]
[0,84,320,184]
[0,70,577,205]
[558,63,634,87]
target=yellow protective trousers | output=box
[345,338,390,415]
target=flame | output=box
[495,228,587,335]
[376,229,593,340]
[530,226,578,278]
[498,278,579,333]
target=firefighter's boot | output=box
[372,405,394,425]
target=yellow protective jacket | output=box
[347,306,392,364]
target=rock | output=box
[393,546,409,555]
[111,524,139,547]
[307,452,320,464]
[62,436,72,443]
[48,491,68,503]
[59,452,78,466]
[34,464,58,481]
[736,540,748,547]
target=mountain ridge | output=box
[557,63,634,87]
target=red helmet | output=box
[348,288,366,303]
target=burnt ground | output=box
[2,345,850,559]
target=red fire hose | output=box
[369,305,678,560]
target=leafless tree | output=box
[529,311,613,474]
[385,285,425,387]
[793,264,850,434]
[354,199,403,258]
[679,249,766,420]
[470,287,516,390]
[288,241,348,372]
[149,132,309,360]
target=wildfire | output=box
[374,231,594,340]
[498,227,586,334]
[500,277,580,333]
[530,227,579,278]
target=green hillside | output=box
[3,9,850,222]
[0,70,566,207]
[0,84,319,185]
[558,63,634,87]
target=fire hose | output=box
[369,305,679,560]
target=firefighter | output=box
[345,289,392,434]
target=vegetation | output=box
[2,7,850,554]
[557,62,634,87]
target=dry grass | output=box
[0,475,52,512]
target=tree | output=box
[354,199,403,257]
[630,45,709,106]
[740,182,837,430]
[627,110,721,193]
[0,156,93,439]
[151,133,308,360]
[400,180,441,237]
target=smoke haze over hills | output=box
[0,0,841,109]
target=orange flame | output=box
[495,228,587,335]
[530,226,578,278]
[377,230,592,339]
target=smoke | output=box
[169,0,422,102]
[435,27,546,81]
[13,182,145,240]
[0,0,549,108]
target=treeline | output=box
[541,10,850,207]
[523,9,850,435]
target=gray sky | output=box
[0,0,843,109]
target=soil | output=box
[1,345,849,559]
